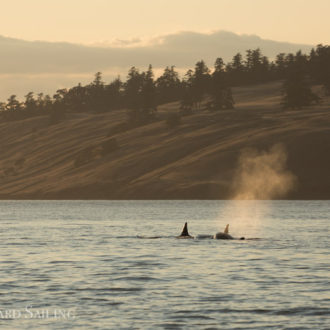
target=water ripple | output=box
[0,200,329,329]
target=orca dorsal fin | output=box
[180,222,189,236]
[224,224,229,234]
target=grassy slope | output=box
[1,81,330,199]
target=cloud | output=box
[0,31,312,74]
[0,30,313,98]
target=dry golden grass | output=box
[1,81,330,199]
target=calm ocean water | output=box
[0,200,329,329]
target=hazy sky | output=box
[0,0,329,45]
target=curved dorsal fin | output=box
[224,224,229,234]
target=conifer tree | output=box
[156,66,181,104]
[208,58,234,110]
[193,60,211,109]
[282,65,320,109]
[180,69,195,113]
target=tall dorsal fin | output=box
[180,222,189,236]
[224,224,229,234]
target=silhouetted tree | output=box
[245,48,271,83]
[6,95,22,111]
[275,53,287,79]
[125,66,143,111]
[24,92,37,114]
[180,69,195,113]
[49,89,67,124]
[310,44,330,94]
[65,84,89,112]
[1,44,330,123]
[282,64,320,109]
[88,72,108,112]
[208,57,234,110]
[104,77,123,111]
[156,66,182,104]
[38,93,53,112]
[226,52,245,85]
[93,72,103,87]
[193,60,211,109]
[140,65,157,115]
[125,65,156,124]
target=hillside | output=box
[1,81,330,200]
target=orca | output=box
[214,224,234,239]
[177,222,194,239]
[214,224,245,240]
[179,223,245,240]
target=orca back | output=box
[214,232,234,240]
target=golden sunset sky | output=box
[0,0,328,99]
[0,0,329,45]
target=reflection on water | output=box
[0,200,329,329]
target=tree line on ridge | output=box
[0,44,329,124]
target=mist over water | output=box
[220,145,297,236]
[0,200,329,329]
[232,144,296,200]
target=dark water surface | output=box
[0,200,329,329]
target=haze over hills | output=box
[0,30,312,100]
